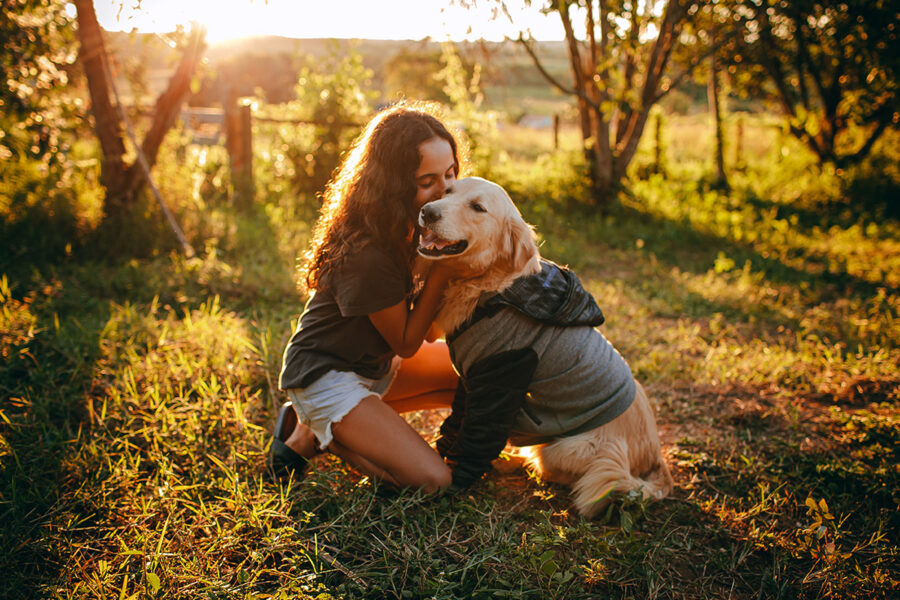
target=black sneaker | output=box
[267,402,312,480]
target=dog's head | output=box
[417,177,540,279]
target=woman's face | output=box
[413,137,457,211]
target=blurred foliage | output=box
[724,0,899,167]
[289,44,376,195]
[1,0,76,125]
[1,0,82,169]
[383,45,452,103]
[0,0,98,274]
[191,50,301,106]
[436,42,500,177]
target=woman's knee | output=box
[418,463,452,493]
[397,452,452,492]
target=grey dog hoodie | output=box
[438,259,636,488]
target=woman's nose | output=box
[437,178,454,198]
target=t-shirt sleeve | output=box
[331,245,409,316]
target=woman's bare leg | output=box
[331,395,451,492]
[281,410,410,488]
[327,439,401,486]
[284,419,318,456]
[282,341,458,483]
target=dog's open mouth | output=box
[418,229,468,257]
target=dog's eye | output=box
[470,201,487,213]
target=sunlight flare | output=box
[91,0,564,43]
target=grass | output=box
[1,115,898,599]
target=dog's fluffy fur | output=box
[419,177,673,517]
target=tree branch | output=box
[652,30,732,104]
[753,0,799,120]
[128,28,206,194]
[586,0,599,89]
[515,33,600,111]
[840,104,894,167]
[615,0,694,177]
[515,34,576,96]
[558,0,588,94]
[598,0,609,56]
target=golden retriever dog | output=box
[418,177,672,517]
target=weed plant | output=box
[1,115,897,599]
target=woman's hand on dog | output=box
[426,261,456,285]
[425,322,444,342]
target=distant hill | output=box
[101,31,724,117]
[107,30,568,74]
[103,30,572,113]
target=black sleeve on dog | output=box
[436,379,468,459]
[443,347,539,489]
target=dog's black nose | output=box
[421,203,442,225]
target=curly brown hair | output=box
[301,102,461,293]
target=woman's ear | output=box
[504,216,540,275]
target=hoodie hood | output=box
[489,259,605,326]
[449,259,604,341]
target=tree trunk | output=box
[592,146,616,206]
[576,94,600,203]
[613,1,684,183]
[708,32,728,190]
[557,2,600,202]
[654,112,667,176]
[530,0,697,208]
[74,0,205,219]
[133,27,205,194]
[591,114,616,207]
[73,0,132,217]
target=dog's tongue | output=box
[420,230,451,249]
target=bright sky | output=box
[91,0,566,44]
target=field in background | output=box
[1,107,898,599]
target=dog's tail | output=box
[570,438,673,519]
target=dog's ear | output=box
[503,215,540,275]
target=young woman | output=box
[272,103,461,493]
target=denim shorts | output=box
[285,357,400,450]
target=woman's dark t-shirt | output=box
[279,242,411,390]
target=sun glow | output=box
[91,0,564,44]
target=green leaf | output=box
[541,559,559,577]
[621,510,634,532]
[146,572,160,593]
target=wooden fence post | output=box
[654,111,667,177]
[553,114,560,150]
[225,96,254,210]
[735,115,745,171]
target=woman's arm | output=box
[368,264,452,358]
